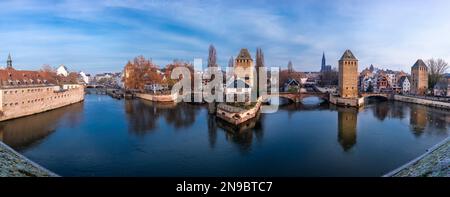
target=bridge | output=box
[360,93,390,100]
[85,85,105,88]
[263,91,329,103]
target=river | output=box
[0,94,448,176]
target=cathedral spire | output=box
[321,52,326,69]
[7,53,12,69]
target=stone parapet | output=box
[0,141,57,177]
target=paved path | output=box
[0,141,57,177]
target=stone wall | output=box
[135,93,177,102]
[216,102,262,125]
[0,84,84,121]
[393,95,450,109]
[329,94,364,107]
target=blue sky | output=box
[1,0,449,74]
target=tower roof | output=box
[412,59,427,68]
[340,49,357,61]
[6,53,13,68]
[236,48,252,60]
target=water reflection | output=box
[124,99,201,134]
[221,117,263,152]
[0,102,84,150]
[337,107,358,151]
[0,94,448,176]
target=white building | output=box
[56,65,69,77]
[79,71,90,84]
[399,76,410,94]
[225,79,251,97]
[114,72,125,88]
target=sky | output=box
[0,0,450,74]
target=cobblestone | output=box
[390,138,449,177]
[0,141,56,177]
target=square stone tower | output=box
[338,50,359,98]
[410,59,428,95]
[234,48,254,86]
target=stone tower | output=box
[234,48,254,86]
[6,53,12,69]
[338,108,357,151]
[410,59,428,95]
[338,49,358,98]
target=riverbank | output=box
[384,137,449,177]
[0,141,57,177]
[135,93,177,102]
[393,95,450,110]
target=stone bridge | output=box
[264,92,329,103]
[360,93,391,100]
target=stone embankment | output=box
[384,137,449,177]
[135,93,177,102]
[216,102,262,125]
[0,141,57,177]
[393,95,450,110]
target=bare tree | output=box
[228,56,234,68]
[41,64,54,73]
[207,44,217,67]
[255,48,265,97]
[255,48,265,68]
[426,58,449,89]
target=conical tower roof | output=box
[412,59,427,68]
[236,48,252,60]
[340,49,357,61]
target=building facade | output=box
[399,76,410,94]
[338,50,359,98]
[0,54,84,121]
[433,74,450,97]
[410,59,428,95]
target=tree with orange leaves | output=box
[123,56,161,91]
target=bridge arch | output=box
[361,93,390,102]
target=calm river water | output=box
[0,94,448,176]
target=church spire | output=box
[7,53,12,69]
[321,52,326,67]
[321,52,326,72]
